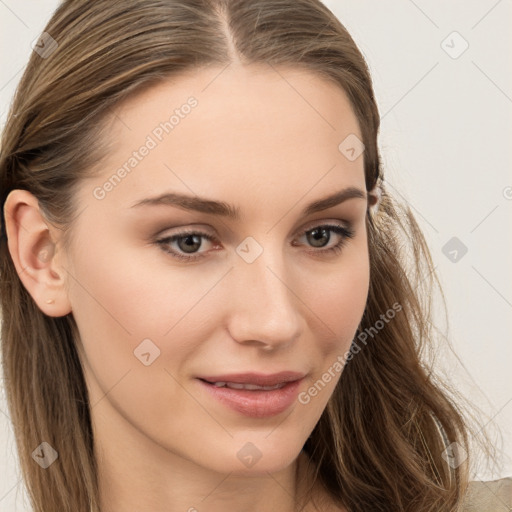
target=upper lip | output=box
[198,371,306,386]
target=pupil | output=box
[179,234,201,253]
[308,228,329,248]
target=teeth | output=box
[210,381,286,391]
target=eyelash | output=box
[155,224,355,262]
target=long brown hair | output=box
[0,0,482,510]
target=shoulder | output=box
[462,477,512,511]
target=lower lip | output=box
[197,378,302,418]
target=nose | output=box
[226,247,303,351]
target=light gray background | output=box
[1,1,511,510]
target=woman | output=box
[0,0,505,511]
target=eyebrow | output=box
[129,186,367,220]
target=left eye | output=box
[155,224,355,262]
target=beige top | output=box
[463,477,512,511]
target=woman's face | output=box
[64,63,370,475]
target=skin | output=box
[5,62,370,512]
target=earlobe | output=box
[3,189,72,317]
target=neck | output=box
[92,405,322,512]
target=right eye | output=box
[155,230,218,262]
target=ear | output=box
[3,189,72,317]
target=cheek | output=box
[66,240,223,403]
[68,236,220,337]
[295,258,369,419]
[67,243,220,445]
[297,239,370,402]
[315,262,369,322]
[305,242,370,345]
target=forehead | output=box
[83,63,366,212]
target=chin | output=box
[177,430,306,476]
[230,431,306,475]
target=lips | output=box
[196,371,305,418]
[198,371,305,387]
[196,372,303,419]
[209,381,286,391]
